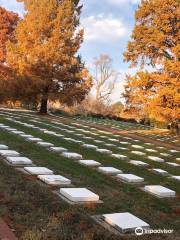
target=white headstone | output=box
[11,130,24,134]
[60,188,99,202]
[37,142,54,147]
[96,149,112,154]
[157,146,165,149]
[82,144,98,150]
[24,167,53,175]
[131,145,144,149]
[166,162,180,167]
[38,174,71,185]
[0,150,20,157]
[21,134,34,138]
[171,176,180,181]
[105,143,116,147]
[148,156,164,162]
[145,149,157,153]
[169,150,179,153]
[79,160,101,167]
[130,160,149,167]
[109,139,119,142]
[112,154,128,160]
[117,174,144,183]
[152,169,169,176]
[0,125,9,128]
[145,143,154,146]
[103,212,150,233]
[6,157,32,165]
[61,152,82,159]
[44,130,56,135]
[27,137,42,142]
[64,137,75,142]
[144,185,175,197]
[0,145,8,150]
[94,140,104,143]
[6,128,17,131]
[118,147,127,150]
[98,167,122,175]
[131,151,146,156]
[120,142,129,145]
[160,153,171,157]
[50,147,67,153]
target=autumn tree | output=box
[0,7,19,103]
[7,0,91,113]
[93,54,119,104]
[124,0,180,128]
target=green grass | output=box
[0,111,180,239]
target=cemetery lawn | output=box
[0,112,180,240]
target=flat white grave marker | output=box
[131,145,144,149]
[0,150,20,157]
[148,156,164,162]
[143,185,175,198]
[118,147,127,150]
[152,169,169,176]
[103,212,150,234]
[50,147,67,152]
[61,152,82,159]
[96,149,112,154]
[44,130,56,135]
[21,134,34,138]
[131,151,146,156]
[98,167,122,175]
[169,150,179,153]
[94,140,104,143]
[117,174,144,183]
[24,167,53,175]
[27,137,42,142]
[112,154,128,160]
[37,142,54,147]
[160,153,171,157]
[120,142,129,145]
[105,143,116,147]
[6,157,32,165]
[82,144,98,150]
[171,176,180,181]
[6,128,17,131]
[130,160,149,167]
[79,160,101,167]
[38,175,71,185]
[145,149,157,153]
[166,162,180,167]
[0,145,8,150]
[60,188,99,202]
[11,130,24,134]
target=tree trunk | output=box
[39,95,48,114]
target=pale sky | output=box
[0,0,141,103]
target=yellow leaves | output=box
[123,0,180,125]
[5,0,90,108]
[124,0,180,66]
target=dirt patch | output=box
[0,218,17,240]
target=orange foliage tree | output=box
[7,0,92,113]
[124,0,180,127]
[0,7,19,103]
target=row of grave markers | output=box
[0,112,179,235]
[2,112,180,172]
[0,130,151,234]
[1,113,180,180]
